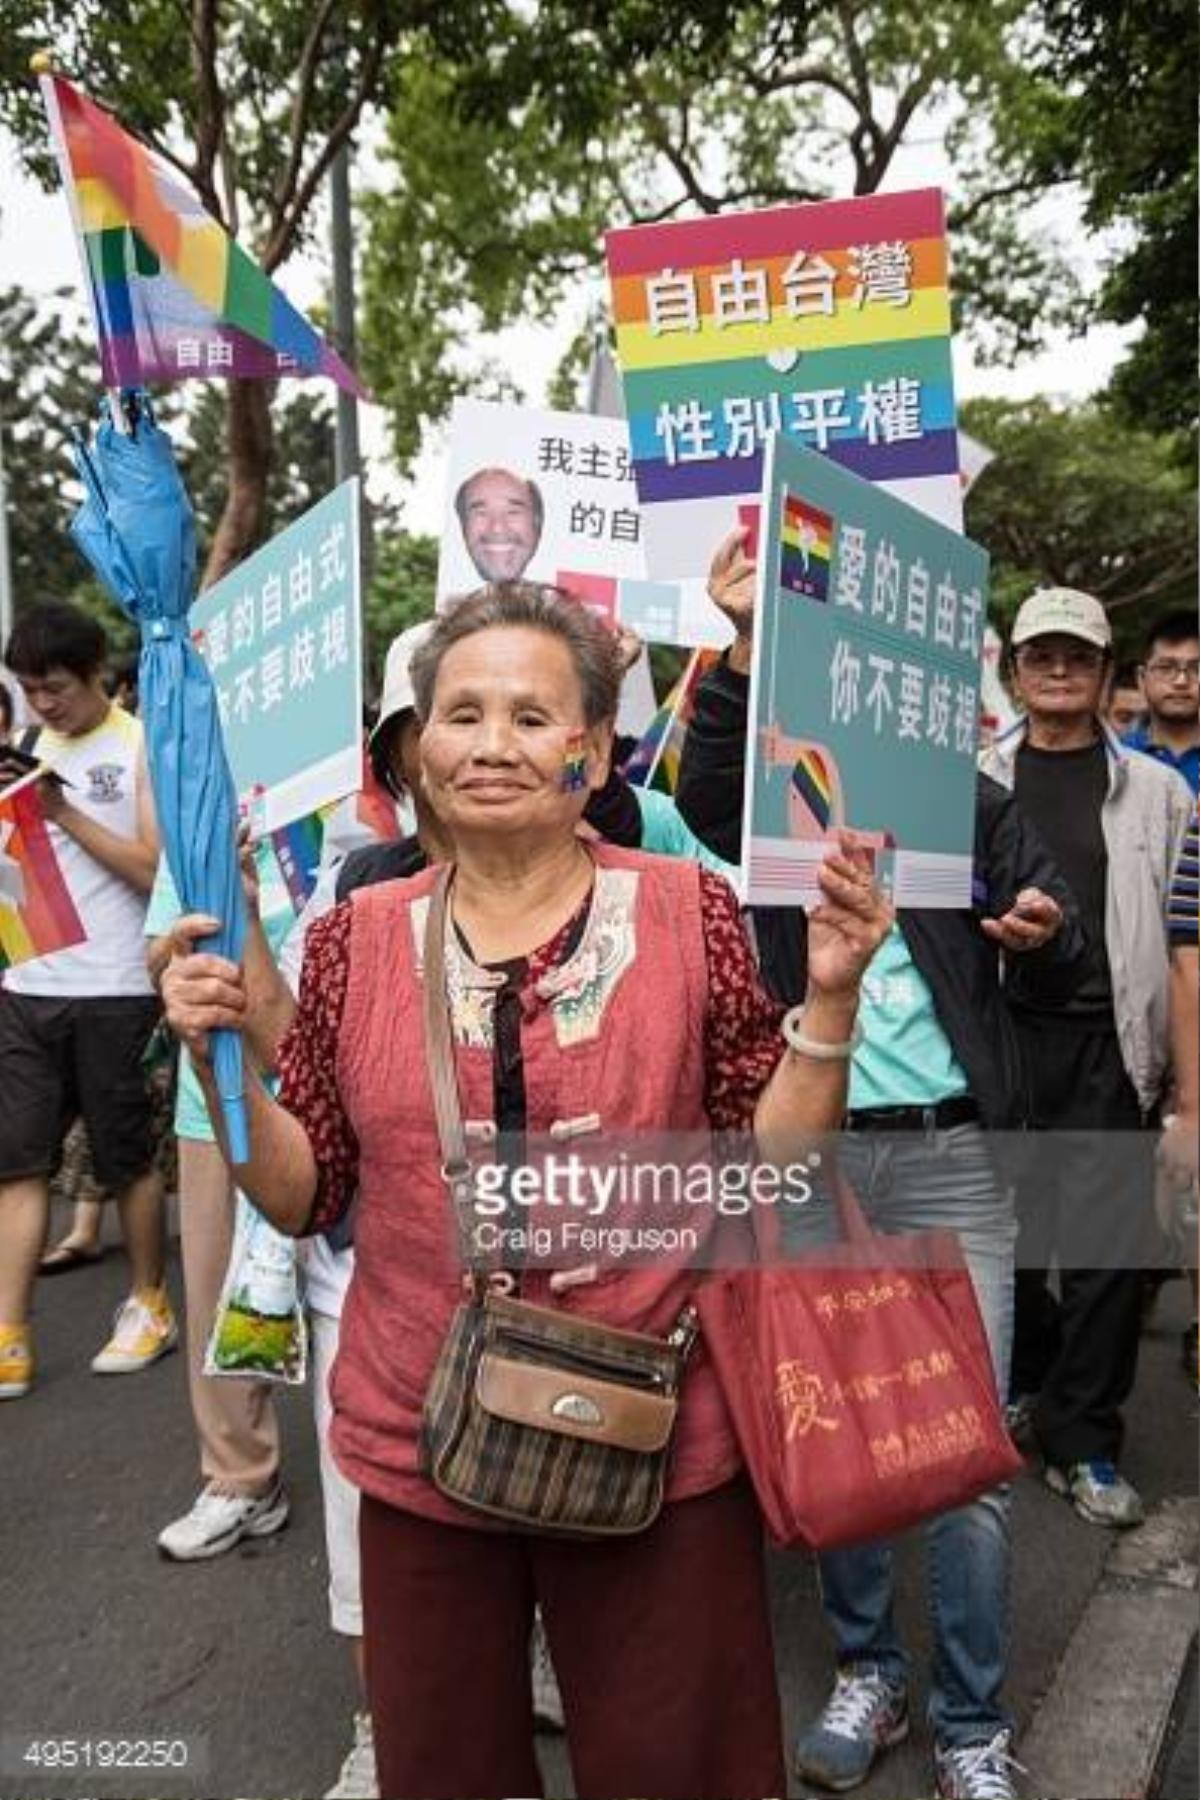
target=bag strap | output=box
[421,867,490,1278]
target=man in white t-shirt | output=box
[0,603,175,1400]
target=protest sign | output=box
[192,479,362,834]
[606,187,961,586]
[437,399,643,617]
[435,398,732,650]
[743,437,987,911]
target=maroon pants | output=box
[360,1477,786,1800]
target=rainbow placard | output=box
[605,188,962,584]
[0,779,87,970]
[39,71,364,394]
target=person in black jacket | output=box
[676,530,1086,1800]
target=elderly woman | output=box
[164,583,890,1800]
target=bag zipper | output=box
[492,1325,672,1391]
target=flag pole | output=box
[643,648,702,789]
[33,53,127,434]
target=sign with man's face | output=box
[436,399,733,649]
[438,400,642,620]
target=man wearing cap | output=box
[982,587,1193,1526]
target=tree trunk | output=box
[200,379,274,588]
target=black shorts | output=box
[0,991,163,1191]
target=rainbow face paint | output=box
[561,732,589,791]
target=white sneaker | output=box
[157,1482,289,1561]
[325,1712,377,1800]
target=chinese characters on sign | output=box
[191,480,362,833]
[606,188,961,586]
[744,437,988,910]
[645,241,915,335]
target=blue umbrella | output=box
[70,389,250,1162]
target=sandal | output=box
[39,1242,105,1276]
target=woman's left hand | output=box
[806,832,893,999]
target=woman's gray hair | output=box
[409,583,623,727]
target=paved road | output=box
[2,1214,1195,1799]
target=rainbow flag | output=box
[38,71,364,395]
[623,649,719,793]
[788,746,837,830]
[0,781,87,970]
[780,494,834,601]
[268,808,328,915]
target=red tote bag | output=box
[697,1170,1022,1550]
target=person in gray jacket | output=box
[981,587,1193,1528]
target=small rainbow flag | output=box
[780,494,834,601]
[38,70,365,395]
[789,746,837,831]
[269,809,328,916]
[0,780,87,971]
[623,649,720,793]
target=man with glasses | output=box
[982,589,1193,1526]
[1125,610,1200,795]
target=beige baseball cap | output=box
[369,620,435,747]
[1011,587,1111,651]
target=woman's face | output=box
[419,626,611,839]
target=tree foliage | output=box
[361,0,1084,470]
[1031,1,1198,436]
[0,0,427,582]
[0,284,102,609]
[362,526,437,690]
[962,395,1196,659]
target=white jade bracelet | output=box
[781,1005,863,1061]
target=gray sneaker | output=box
[794,1666,909,1791]
[935,1729,1024,1798]
[1043,1459,1144,1528]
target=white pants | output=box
[310,1308,362,1637]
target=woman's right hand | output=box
[160,912,247,1064]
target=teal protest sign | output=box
[743,438,987,909]
[192,479,362,834]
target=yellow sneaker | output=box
[91,1287,178,1375]
[0,1324,33,1399]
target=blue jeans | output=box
[801,1124,1016,1749]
